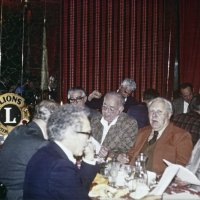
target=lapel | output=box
[154,123,172,148]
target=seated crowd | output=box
[0,78,200,199]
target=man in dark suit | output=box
[23,104,99,200]
[172,82,194,116]
[0,100,59,200]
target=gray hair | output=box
[67,87,86,99]
[148,97,173,114]
[47,104,89,141]
[33,100,60,123]
[120,78,136,91]
[104,91,125,106]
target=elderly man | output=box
[172,82,194,116]
[23,104,98,200]
[128,97,193,175]
[67,86,100,118]
[90,91,138,159]
[86,78,138,112]
[0,100,59,200]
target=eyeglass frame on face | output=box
[76,131,92,138]
[102,104,119,113]
[68,96,85,103]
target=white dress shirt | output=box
[183,101,189,113]
[100,116,118,145]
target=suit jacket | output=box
[172,97,190,116]
[0,121,48,200]
[128,123,193,174]
[91,112,138,154]
[23,142,98,200]
[127,103,149,129]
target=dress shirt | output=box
[183,101,189,113]
[148,124,168,142]
[100,116,118,144]
[55,141,76,164]
[55,141,96,166]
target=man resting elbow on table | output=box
[127,97,193,175]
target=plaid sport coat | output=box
[90,112,138,154]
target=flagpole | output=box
[40,0,49,99]
[20,0,28,95]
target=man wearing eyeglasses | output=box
[90,91,138,160]
[23,104,98,200]
[67,87,101,119]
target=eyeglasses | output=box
[69,96,85,103]
[102,104,118,113]
[76,131,92,138]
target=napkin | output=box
[149,164,179,196]
[163,159,200,185]
[163,192,200,200]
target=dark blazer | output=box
[23,142,98,200]
[128,123,193,175]
[172,97,191,116]
[127,103,149,129]
[0,121,48,200]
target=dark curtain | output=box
[179,0,200,93]
[61,0,177,103]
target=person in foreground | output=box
[23,104,99,200]
[0,100,59,200]
[128,97,193,175]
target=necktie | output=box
[148,131,159,145]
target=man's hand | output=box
[117,153,129,164]
[84,142,96,161]
[88,90,102,101]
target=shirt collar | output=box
[54,141,76,164]
[101,116,119,127]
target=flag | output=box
[40,19,49,91]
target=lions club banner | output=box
[0,93,30,141]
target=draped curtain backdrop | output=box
[61,0,177,103]
[179,0,200,93]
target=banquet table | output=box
[90,181,200,200]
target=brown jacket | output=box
[128,123,193,174]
